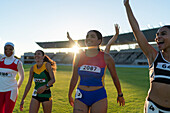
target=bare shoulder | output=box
[104,52,115,64]
[45,62,51,67]
[104,52,113,60]
[146,48,158,66]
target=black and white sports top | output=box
[149,51,170,84]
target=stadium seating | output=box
[22,48,150,65]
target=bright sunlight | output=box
[70,45,79,53]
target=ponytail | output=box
[43,55,57,73]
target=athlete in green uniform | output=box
[20,50,56,113]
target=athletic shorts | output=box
[144,98,170,113]
[32,89,52,102]
[75,87,107,107]
[32,96,52,102]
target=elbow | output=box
[52,78,56,84]
[18,75,24,84]
[53,79,56,84]
[21,76,25,82]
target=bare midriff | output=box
[148,82,170,108]
[78,85,104,91]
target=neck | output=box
[86,47,99,57]
[5,55,14,60]
[37,62,44,68]
[4,54,15,65]
[162,49,170,62]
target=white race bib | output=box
[79,65,101,73]
[32,89,37,96]
[34,78,46,83]
[75,89,82,99]
[156,63,170,71]
[0,71,12,77]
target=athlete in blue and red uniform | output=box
[124,0,170,112]
[68,30,125,113]
[0,42,24,113]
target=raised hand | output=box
[104,24,120,53]
[124,0,129,6]
[115,24,119,35]
[67,32,72,40]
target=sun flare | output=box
[71,45,79,53]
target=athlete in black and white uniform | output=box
[124,0,170,112]
[150,51,170,84]
[147,51,170,112]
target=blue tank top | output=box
[78,51,107,86]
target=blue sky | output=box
[0,0,169,57]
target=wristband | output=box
[118,93,123,97]
[46,84,50,88]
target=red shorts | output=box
[0,90,17,113]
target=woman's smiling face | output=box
[155,27,170,51]
[4,45,14,57]
[85,31,101,47]
[34,50,44,63]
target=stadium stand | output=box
[21,49,148,65]
[36,27,159,48]
[22,27,160,65]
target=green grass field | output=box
[13,65,149,113]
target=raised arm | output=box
[124,0,157,65]
[105,24,119,53]
[67,32,77,46]
[68,53,80,107]
[67,32,84,52]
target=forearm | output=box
[69,53,79,97]
[112,77,122,94]
[105,36,116,53]
[125,4,140,33]
[17,77,24,88]
[47,79,55,87]
[105,46,111,54]
[106,53,122,94]
[68,76,78,97]
[125,3,151,51]
[17,62,25,88]
[45,63,56,87]
[21,83,32,101]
